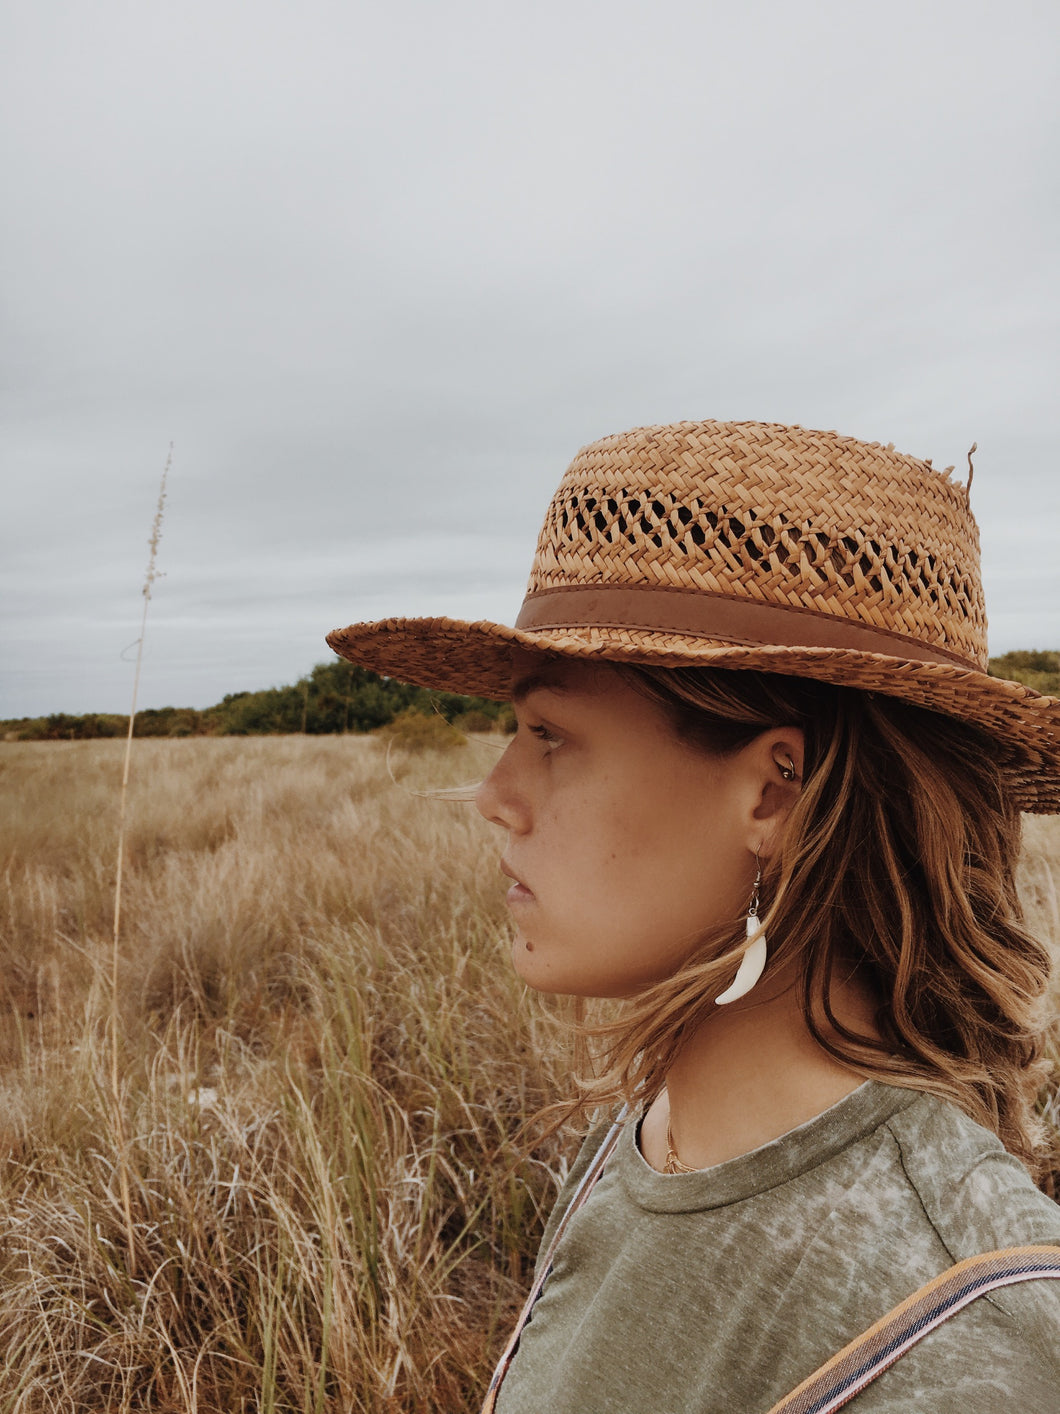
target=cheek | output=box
[510,767,751,994]
[588,802,713,891]
[583,797,749,939]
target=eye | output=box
[528,723,564,752]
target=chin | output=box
[510,933,575,994]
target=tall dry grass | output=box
[0,735,572,1412]
[0,736,1058,1411]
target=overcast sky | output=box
[3,0,1058,717]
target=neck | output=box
[640,963,881,1172]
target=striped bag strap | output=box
[766,1244,1060,1414]
[480,1111,627,1414]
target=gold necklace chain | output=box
[664,1117,699,1175]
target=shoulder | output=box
[787,1092,1060,1410]
[880,1091,1060,1351]
[883,1092,1060,1251]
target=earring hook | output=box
[748,848,762,918]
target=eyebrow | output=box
[510,671,575,705]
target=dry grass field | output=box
[1,735,1058,1413]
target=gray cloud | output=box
[3,0,1058,716]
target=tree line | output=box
[4,650,1057,743]
[2,660,515,741]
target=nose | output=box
[474,739,531,834]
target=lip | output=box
[500,861,535,903]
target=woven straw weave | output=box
[528,423,986,669]
[326,420,1060,812]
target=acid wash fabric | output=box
[496,1081,1060,1413]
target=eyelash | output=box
[528,723,564,751]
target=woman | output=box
[327,421,1060,1411]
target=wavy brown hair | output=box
[557,664,1059,1186]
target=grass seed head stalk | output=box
[110,442,171,1278]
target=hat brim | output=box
[325,616,1060,813]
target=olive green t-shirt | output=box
[496,1082,1060,1413]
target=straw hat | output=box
[327,420,1060,812]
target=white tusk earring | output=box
[716,855,768,1005]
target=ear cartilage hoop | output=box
[779,755,798,782]
[716,856,768,1005]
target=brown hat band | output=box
[514,587,980,672]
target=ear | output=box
[748,728,805,858]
